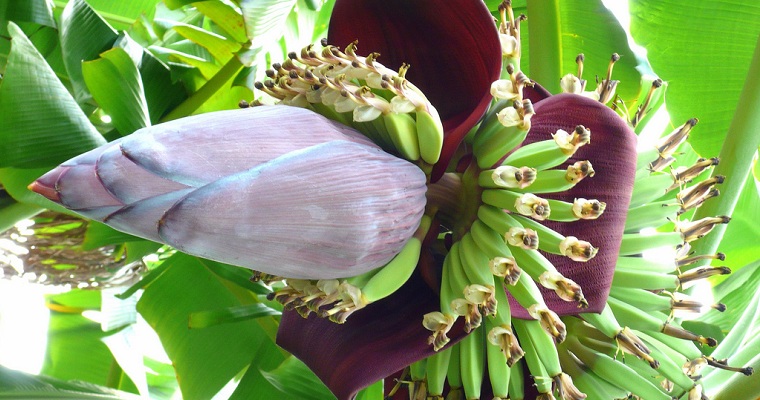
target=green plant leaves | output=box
[173,23,242,63]
[41,291,118,387]
[239,0,297,47]
[629,0,760,156]
[261,357,337,400]
[0,365,139,399]
[189,303,281,329]
[0,22,105,168]
[0,0,56,27]
[83,48,151,135]
[194,1,248,43]
[59,0,119,105]
[136,253,284,399]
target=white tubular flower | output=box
[496,106,521,127]
[559,236,598,262]
[538,271,588,307]
[506,227,539,250]
[552,125,591,155]
[489,257,521,285]
[422,311,456,351]
[514,193,550,220]
[492,166,536,189]
[500,34,518,57]
[572,198,606,220]
[487,324,524,366]
[560,74,584,94]
[565,161,595,183]
[389,95,417,114]
[353,105,383,122]
[527,304,566,343]
[490,79,519,100]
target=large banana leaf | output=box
[629,1,760,156]
[1,1,759,399]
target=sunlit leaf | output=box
[524,1,644,102]
[149,45,219,79]
[0,198,41,233]
[202,259,271,295]
[701,258,760,332]
[82,222,143,250]
[0,0,55,27]
[239,0,296,47]
[189,303,280,328]
[137,253,283,399]
[173,24,241,63]
[41,291,121,388]
[83,47,151,136]
[194,1,248,44]
[0,365,139,399]
[0,23,105,168]
[81,0,163,30]
[260,356,337,400]
[355,380,384,400]
[59,0,119,104]
[710,174,760,278]
[629,0,760,156]
[116,39,187,123]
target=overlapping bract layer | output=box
[509,93,638,317]
[30,105,428,279]
[328,0,502,181]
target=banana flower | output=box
[32,0,719,399]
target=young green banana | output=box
[558,346,624,400]
[624,201,680,232]
[615,255,678,274]
[545,198,605,222]
[425,346,452,397]
[473,108,531,169]
[508,360,526,400]
[447,342,463,395]
[485,317,511,399]
[481,189,551,221]
[618,232,684,256]
[415,109,444,164]
[469,219,514,259]
[511,214,565,255]
[517,323,554,395]
[629,171,674,207]
[502,138,575,171]
[566,336,672,400]
[509,168,583,194]
[459,325,486,400]
[513,318,562,377]
[611,268,679,290]
[579,303,622,338]
[459,233,498,316]
[360,215,432,304]
[609,287,673,312]
[382,112,421,161]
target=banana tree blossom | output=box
[277,1,637,398]
[327,0,503,182]
[29,0,638,398]
[30,106,428,280]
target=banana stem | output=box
[526,0,562,93]
[160,55,244,122]
[687,35,760,270]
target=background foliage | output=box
[0,0,758,398]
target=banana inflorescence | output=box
[257,1,751,398]
[251,38,445,171]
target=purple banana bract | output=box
[30,105,428,279]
